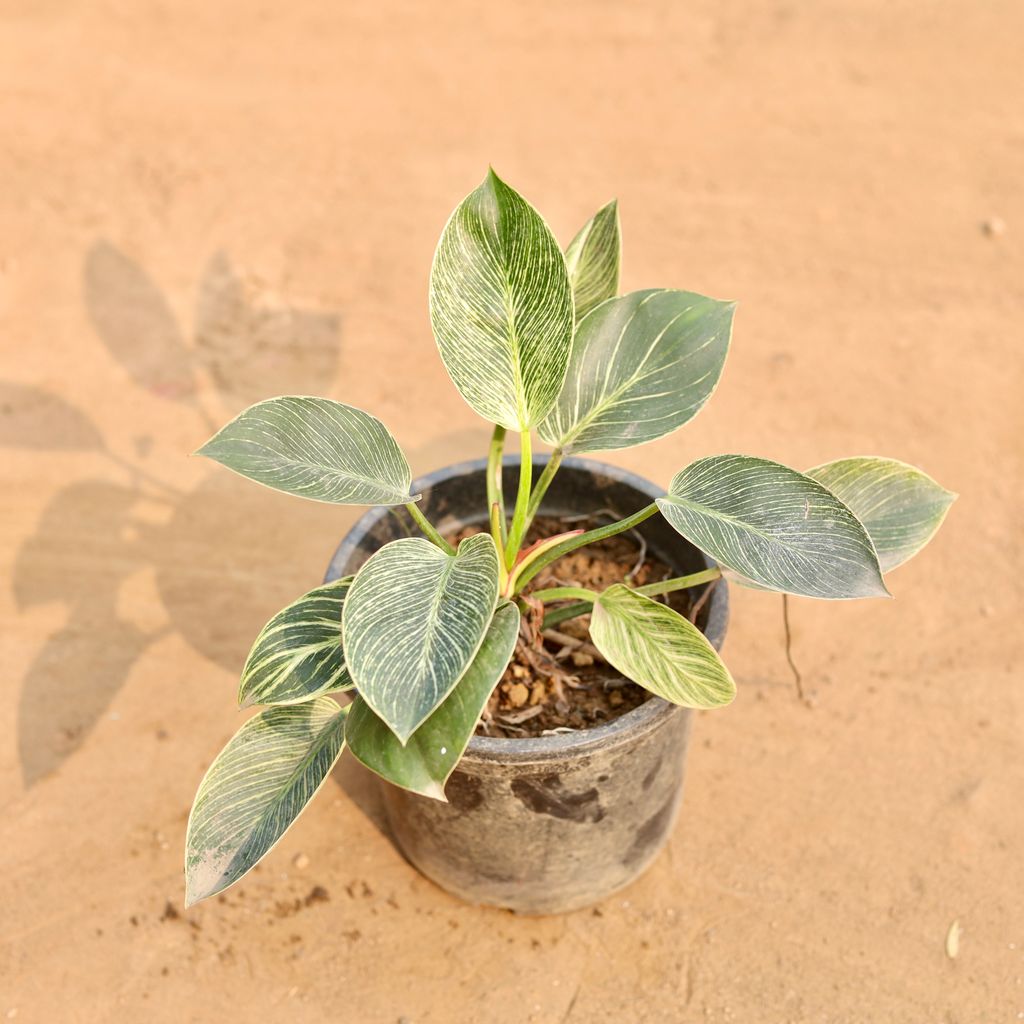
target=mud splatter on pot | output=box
[326,456,729,915]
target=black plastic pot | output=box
[325,456,729,914]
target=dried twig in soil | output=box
[782,594,807,703]
[688,577,719,624]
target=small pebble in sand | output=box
[945,919,961,959]
[292,853,310,870]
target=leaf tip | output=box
[421,781,449,803]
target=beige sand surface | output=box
[2,2,1022,1020]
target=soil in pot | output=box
[448,514,717,740]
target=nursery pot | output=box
[325,456,729,915]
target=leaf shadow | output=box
[194,252,340,415]
[13,479,162,785]
[11,240,347,787]
[84,242,197,404]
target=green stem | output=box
[634,567,721,597]
[487,425,507,546]
[530,585,599,603]
[538,567,722,630]
[512,501,660,594]
[503,431,533,569]
[404,502,456,555]
[542,601,594,630]
[525,448,562,525]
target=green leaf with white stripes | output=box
[238,578,353,707]
[343,533,501,744]
[539,290,734,454]
[565,200,621,322]
[429,169,574,430]
[184,697,346,906]
[346,601,519,800]
[590,585,734,709]
[807,457,955,573]
[197,396,415,506]
[657,455,888,600]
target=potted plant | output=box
[184,170,954,914]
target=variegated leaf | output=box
[185,697,346,906]
[238,578,353,707]
[657,455,888,599]
[590,585,734,708]
[343,533,500,744]
[197,396,415,505]
[345,601,519,800]
[565,200,620,321]
[429,169,574,430]
[539,289,734,454]
[807,457,955,573]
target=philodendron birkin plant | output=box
[184,170,954,907]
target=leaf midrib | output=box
[661,492,871,570]
[245,451,409,500]
[223,710,346,882]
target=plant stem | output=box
[487,425,507,546]
[524,448,562,525]
[537,567,722,629]
[404,502,456,555]
[633,567,721,597]
[503,431,533,569]
[530,585,599,603]
[512,501,660,593]
[542,601,594,630]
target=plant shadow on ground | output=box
[8,242,482,791]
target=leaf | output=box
[590,585,735,708]
[565,200,620,322]
[345,602,519,799]
[238,578,353,707]
[539,290,734,454]
[429,169,574,430]
[343,533,501,744]
[185,697,346,906]
[196,396,415,506]
[806,457,955,573]
[657,455,888,599]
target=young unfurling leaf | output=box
[565,200,621,321]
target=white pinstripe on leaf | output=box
[345,601,519,800]
[807,457,955,573]
[429,170,574,430]
[565,200,621,322]
[342,533,501,744]
[657,455,889,599]
[238,577,353,707]
[590,585,735,709]
[185,697,347,906]
[539,289,734,454]
[197,396,414,505]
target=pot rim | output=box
[327,454,729,767]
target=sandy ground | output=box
[2,2,1022,1021]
